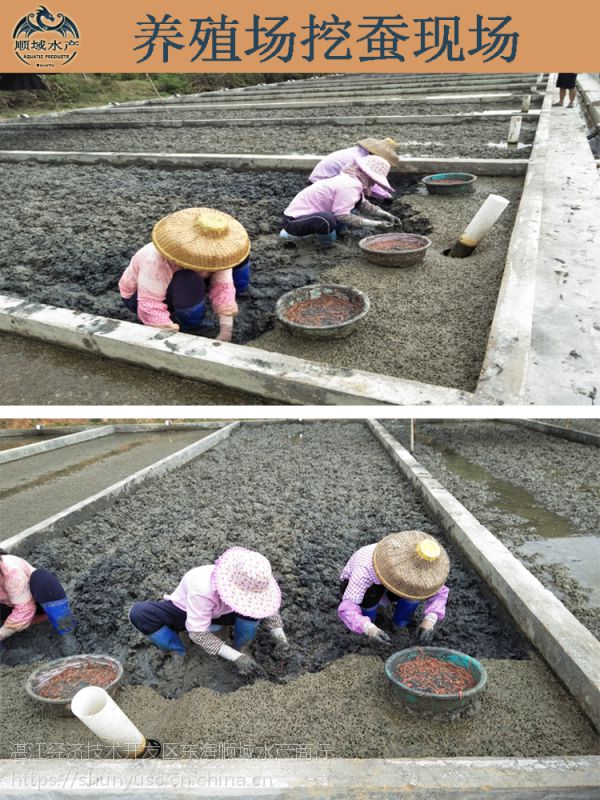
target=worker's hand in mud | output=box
[235,654,266,680]
[389,216,403,228]
[273,638,292,658]
[416,621,435,644]
[216,316,233,343]
[376,220,395,230]
[365,622,392,645]
[153,322,180,332]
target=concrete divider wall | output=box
[0,296,476,406]
[0,756,599,799]
[0,423,240,554]
[367,420,600,731]
[0,425,115,465]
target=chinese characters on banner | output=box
[133,13,519,65]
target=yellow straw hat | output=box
[373,531,449,600]
[152,207,250,272]
[357,137,401,167]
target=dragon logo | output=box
[13,6,80,67]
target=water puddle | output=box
[519,536,600,608]
[419,434,580,539]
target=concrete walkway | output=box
[0,430,210,538]
[524,89,600,404]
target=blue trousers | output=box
[129,599,259,649]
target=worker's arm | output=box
[337,570,391,644]
[0,569,37,641]
[416,585,450,643]
[207,269,238,343]
[359,198,403,227]
[135,253,179,330]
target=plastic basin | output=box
[359,233,432,267]
[26,654,123,716]
[421,172,477,195]
[276,284,370,339]
[385,647,487,714]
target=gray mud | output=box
[0,162,429,347]
[3,423,527,679]
[0,333,267,405]
[384,420,600,637]
[2,653,598,759]
[2,422,598,760]
[55,98,543,123]
[0,119,537,160]
[253,176,522,391]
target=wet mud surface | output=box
[0,163,520,390]
[52,98,542,123]
[1,423,598,759]
[0,119,537,160]
[253,176,522,391]
[385,420,600,637]
[0,334,268,405]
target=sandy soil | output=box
[384,420,600,637]
[1,422,597,759]
[0,119,537,160]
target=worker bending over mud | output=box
[338,531,450,645]
[280,155,403,247]
[309,137,401,202]
[129,547,290,680]
[119,208,251,343]
[0,549,76,656]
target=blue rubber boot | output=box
[361,604,379,623]
[392,599,420,628]
[232,617,259,650]
[41,598,75,636]
[316,231,337,248]
[232,260,251,294]
[147,626,186,655]
[173,300,207,332]
[279,229,311,244]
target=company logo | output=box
[13,5,80,68]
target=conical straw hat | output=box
[373,531,449,599]
[152,207,250,272]
[357,137,401,167]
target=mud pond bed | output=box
[0,163,523,391]
[385,420,600,636]
[0,422,598,758]
[0,117,537,160]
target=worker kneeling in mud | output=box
[280,155,403,247]
[338,531,450,645]
[309,137,401,203]
[119,208,251,343]
[0,549,77,656]
[129,547,290,679]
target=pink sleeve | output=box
[370,184,393,200]
[184,591,217,633]
[423,585,449,622]
[135,251,174,327]
[208,269,238,316]
[0,566,37,637]
[337,567,373,634]
[337,598,370,635]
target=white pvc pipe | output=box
[508,115,522,144]
[71,687,146,757]
[521,95,531,113]
[462,194,510,243]
[449,194,510,257]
